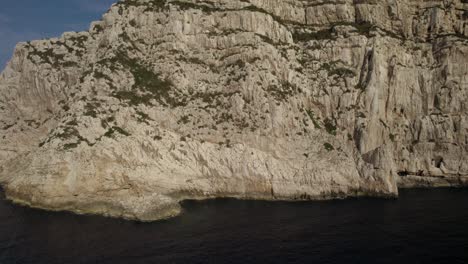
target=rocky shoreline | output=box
[0,0,467,221]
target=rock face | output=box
[0,0,467,221]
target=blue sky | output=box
[0,0,118,70]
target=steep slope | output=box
[0,0,466,220]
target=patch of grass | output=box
[26,45,69,67]
[102,51,178,107]
[266,81,297,101]
[40,126,92,150]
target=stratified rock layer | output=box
[0,0,467,220]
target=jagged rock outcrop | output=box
[0,0,467,221]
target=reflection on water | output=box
[1,188,468,263]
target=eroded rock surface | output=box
[0,0,467,220]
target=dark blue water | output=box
[1,188,468,264]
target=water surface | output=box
[1,188,468,263]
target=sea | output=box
[1,188,467,264]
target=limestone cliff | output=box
[0,0,466,221]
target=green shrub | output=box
[306,110,321,129]
[324,118,337,136]
[324,142,334,151]
[104,126,131,138]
